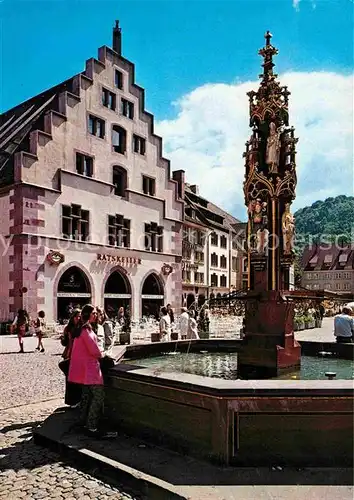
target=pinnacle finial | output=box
[265,30,272,46]
[114,20,120,30]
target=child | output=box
[35,311,46,352]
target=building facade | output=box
[176,182,246,308]
[301,244,354,294]
[0,22,183,322]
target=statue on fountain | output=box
[282,203,295,255]
[247,198,269,255]
[266,121,281,174]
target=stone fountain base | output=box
[102,340,353,467]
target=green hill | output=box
[294,195,354,247]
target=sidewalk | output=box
[34,407,354,500]
[295,317,337,343]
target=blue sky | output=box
[1,0,352,117]
[1,0,353,218]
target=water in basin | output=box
[124,352,354,380]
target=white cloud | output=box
[292,0,317,11]
[156,72,353,220]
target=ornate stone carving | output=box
[282,203,295,255]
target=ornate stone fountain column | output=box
[238,31,301,378]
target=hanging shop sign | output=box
[161,263,173,275]
[96,254,141,265]
[47,250,65,266]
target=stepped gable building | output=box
[301,243,354,294]
[175,178,246,308]
[0,21,183,322]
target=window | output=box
[195,272,204,284]
[88,115,105,138]
[182,241,192,259]
[144,222,163,252]
[220,275,227,287]
[62,204,89,241]
[112,166,127,197]
[211,273,218,287]
[335,283,341,290]
[142,176,155,196]
[108,214,130,247]
[121,98,134,119]
[102,88,116,110]
[133,134,146,155]
[343,283,351,290]
[220,235,227,249]
[115,69,123,89]
[195,230,204,246]
[211,252,218,267]
[76,152,93,177]
[112,125,126,154]
[242,258,248,273]
[195,251,204,263]
[211,232,218,246]
[182,270,191,282]
[220,255,227,269]
[232,256,238,272]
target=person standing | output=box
[34,311,46,352]
[60,308,82,407]
[96,307,114,354]
[179,307,189,340]
[187,310,199,340]
[159,306,171,342]
[68,304,113,437]
[334,306,354,343]
[11,309,29,353]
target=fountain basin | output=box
[105,340,353,467]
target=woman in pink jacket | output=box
[68,304,107,437]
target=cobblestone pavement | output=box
[0,336,141,499]
[0,335,65,409]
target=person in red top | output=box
[68,304,115,438]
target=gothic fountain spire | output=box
[258,30,278,82]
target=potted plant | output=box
[297,315,305,330]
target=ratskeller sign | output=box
[96,254,141,265]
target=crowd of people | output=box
[158,304,200,341]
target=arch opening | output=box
[57,266,91,322]
[104,270,131,319]
[141,273,164,320]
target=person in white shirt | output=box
[179,307,189,340]
[187,310,199,340]
[334,306,354,343]
[159,307,171,342]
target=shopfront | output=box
[57,266,91,321]
[103,269,132,319]
[141,273,165,320]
